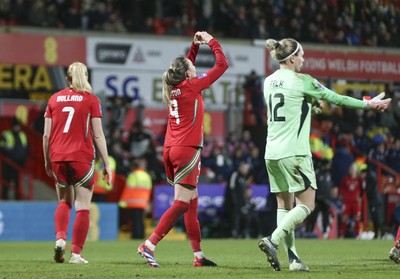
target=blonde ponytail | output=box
[162,70,173,104]
[265,38,300,63]
[67,62,92,93]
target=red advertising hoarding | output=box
[0,33,86,66]
[0,33,86,100]
[266,48,400,81]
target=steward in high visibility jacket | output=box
[1,129,28,151]
[119,157,153,239]
[93,155,116,195]
[0,117,28,200]
[119,164,153,210]
[310,133,333,160]
[0,125,28,165]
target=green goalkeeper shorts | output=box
[266,155,317,193]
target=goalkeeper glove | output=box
[364,92,391,112]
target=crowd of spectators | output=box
[0,0,399,47]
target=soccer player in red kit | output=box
[339,163,362,238]
[43,62,112,264]
[137,31,228,268]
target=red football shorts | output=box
[52,161,95,189]
[342,202,361,217]
[163,146,201,187]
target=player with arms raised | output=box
[137,31,228,267]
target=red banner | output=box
[0,33,86,66]
[266,49,400,81]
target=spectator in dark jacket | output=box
[306,159,333,239]
[331,138,354,188]
[221,161,251,238]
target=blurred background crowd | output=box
[0,0,399,47]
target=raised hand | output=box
[194,31,205,45]
[193,31,214,45]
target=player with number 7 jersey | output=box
[43,62,111,265]
[44,86,102,162]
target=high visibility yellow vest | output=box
[0,130,27,149]
[93,156,116,194]
[119,168,152,209]
[310,133,333,160]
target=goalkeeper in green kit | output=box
[258,38,391,272]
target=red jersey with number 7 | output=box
[164,39,228,148]
[44,88,102,163]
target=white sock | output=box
[194,251,204,259]
[55,239,66,248]
[145,240,156,251]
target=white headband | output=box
[276,42,300,62]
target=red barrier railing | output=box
[23,127,54,187]
[367,156,400,195]
[359,156,400,231]
[0,153,33,200]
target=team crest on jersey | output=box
[314,80,325,89]
[197,73,207,79]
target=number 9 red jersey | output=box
[164,39,228,148]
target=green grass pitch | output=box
[0,239,398,278]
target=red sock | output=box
[395,226,400,247]
[71,210,90,254]
[54,201,71,240]
[148,200,190,245]
[184,198,201,252]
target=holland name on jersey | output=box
[56,95,83,102]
